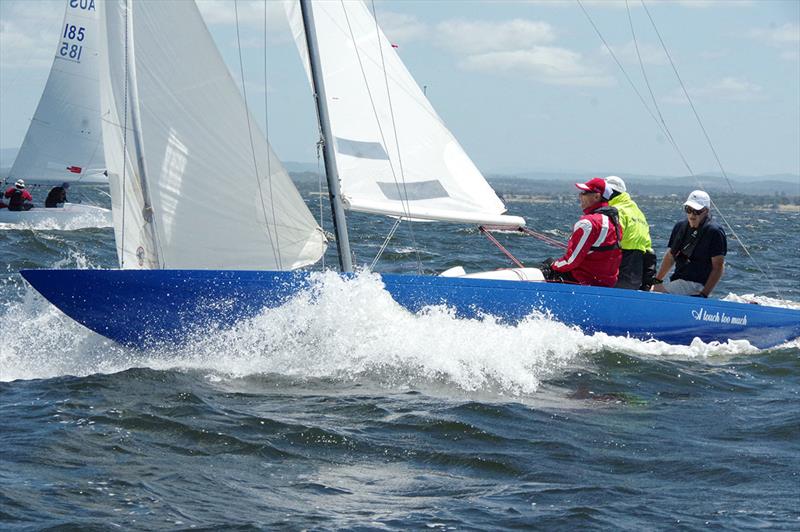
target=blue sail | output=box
[20,269,800,350]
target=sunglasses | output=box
[684,206,707,215]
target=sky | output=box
[0,0,798,178]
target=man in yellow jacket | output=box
[605,176,657,290]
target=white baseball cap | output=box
[604,175,626,193]
[14,179,25,189]
[684,190,711,211]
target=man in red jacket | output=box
[4,179,34,211]
[541,177,622,287]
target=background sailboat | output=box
[2,0,110,227]
[19,0,800,350]
[8,0,107,186]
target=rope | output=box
[479,227,525,268]
[370,217,402,270]
[234,0,280,267]
[518,227,568,250]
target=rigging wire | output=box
[624,0,685,173]
[338,1,423,273]
[576,0,688,171]
[120,0,129,268]
[262,0,283,269]
[316,141,325,270]
[635,1,778,294]
[639,0,735,194]
[368,0,424,274]
[577,0,778,295]
[234,0,281,267]
[370,217,402,271]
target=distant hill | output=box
[487,172,799,197]
[2,145,796,196]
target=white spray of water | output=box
[2,271,782,393]
[0,209,112,231]
[722,292,800,310]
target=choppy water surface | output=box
[1,184,799,530]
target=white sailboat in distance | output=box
[2,0,110,228]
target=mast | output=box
[124,0,162,267]
[299,0,353,272]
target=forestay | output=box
[100,0,326,270]
[9,0,107,185]
[287,1,524,227]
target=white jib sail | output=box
[288,1,524,227]
[100,0,326,270]
[9,0,107,185]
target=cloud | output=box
[747,23,800,62]
[780,49,799,62]
[372,12,428,45]
[601,40,667,66]
[669,0,754,8]
[749,23,800,46]
[521,0,753,8]
[436,19,555,54]
[665,77,765,103]
[699,49,728,60]
[434,18,611,86]
[460,47,615,87]
[196,0,290,41]
[0,0,63,70]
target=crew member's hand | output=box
[539,258,555,280]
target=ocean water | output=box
[1,184,799,530]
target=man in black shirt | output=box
[652,190,727,298]
[45,182,70,208]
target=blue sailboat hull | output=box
[19,269,800,349]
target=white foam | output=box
[0,210,112,231]
[0,271,784,391]
[722,292,800,310]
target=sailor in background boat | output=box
[45,182,70,208]
[539,177,622,287]
[652,190,727,298]
[604,176,657,291]
[3,179,34,211]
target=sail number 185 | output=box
[60,23,85,61]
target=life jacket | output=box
[671,218,710,263]
[608,192,652,251]
[8,189,25,211]
[590,206,621,252]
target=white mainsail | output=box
[100,0,326,270]
[288,1,524,227]
[9,0,107,185]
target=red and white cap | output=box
[575,177,611,199]
[684,190,711,211]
